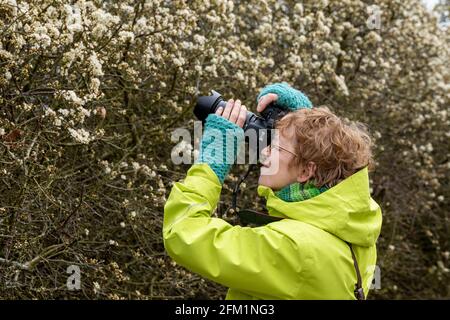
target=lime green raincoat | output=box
[163,163,382,299]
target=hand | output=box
[215,99,247,128]
[256,93,278,113]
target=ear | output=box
[296,162,317,183]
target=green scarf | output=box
[275,181,328,202]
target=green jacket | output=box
[163,163,382,299]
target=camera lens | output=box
[194,90,226,122]
[194,90,257,129]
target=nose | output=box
[261,145,270,157]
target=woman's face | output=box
[258,131,300,191]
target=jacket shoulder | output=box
[268,218,340,246]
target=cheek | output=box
[261,154,293,176]
[278,158,298,182]
[279,156,294,172]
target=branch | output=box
[0,257,29,271]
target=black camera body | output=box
[194,90,288,150]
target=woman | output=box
[163,83,382,299]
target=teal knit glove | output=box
[256,82,313,111]
[196,114,245,184]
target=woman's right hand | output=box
[215,99,247,129]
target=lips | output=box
[259,161,269,168]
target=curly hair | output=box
[276,106,374,188]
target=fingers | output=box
[218,98,246,128]
[221,99,234,119]
[257,93,278,113]
[229,99,242,123]
[236,104,247,128]
[215,106,223,115]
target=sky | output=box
[422,0,440,11]
[422,0,449,27]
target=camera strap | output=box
[346,241,366,301]
[231,164,255,214]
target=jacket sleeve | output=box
[163,163,303,299]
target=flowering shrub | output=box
[0,0,448,299]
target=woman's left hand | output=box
[256,93,278,113]
[215,99,247,128]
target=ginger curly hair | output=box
[276,106,374,188]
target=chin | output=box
[258,173,290,191]
[258,175,275,189]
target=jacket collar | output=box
[257,167,382,247]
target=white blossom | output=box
[88,53,104,77]
[58,109,70,117]
[333,73,349,96]
[68,128,93,144]
[132,162,141,171]
[118,31,135,43]
[93,281,100,294]
[60,90,84,106]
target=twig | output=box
[59,186,85,230]
[0,257,29,271]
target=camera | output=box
[194,90,288,153]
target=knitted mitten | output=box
[196,114,245,184]
[256,82,313,111]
